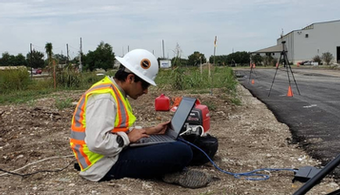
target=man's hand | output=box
[147,121,170,135]
[127,128,149,143]
[128,121,170,142]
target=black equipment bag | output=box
[181,134,218,166]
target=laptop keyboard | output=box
[139,135,173,143]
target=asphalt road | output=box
[235,67,340,176]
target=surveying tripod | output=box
[268,41,301,97]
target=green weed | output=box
[55,97,73,110]
[0,68,31,93]
[201,100,217,111]
[230,97,242,106]
[0,89,52,105]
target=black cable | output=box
[0,160,75,178]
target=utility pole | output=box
[79,37,82,72]
[30,43,33,79]
[53,58,56,89]
[66,44,69,65]
[213,36,217,67]
[162,40,165,58]
[200,56,202,74]
[211,36,218,95]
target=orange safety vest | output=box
[70,76,136,171]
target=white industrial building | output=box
[253,19,340,64]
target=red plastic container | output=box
[155,94,170,111]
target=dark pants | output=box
[100,141,193,181]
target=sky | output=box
[0,0,339,60]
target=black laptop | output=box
[130,96,196,147]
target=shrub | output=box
[56,70,103,89]
[322,52,333,65]
[313,55,322,65]
[0,68,31,93]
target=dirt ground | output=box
[0,84,339,195]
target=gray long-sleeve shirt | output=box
[79,77,132,181]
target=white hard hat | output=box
[116,49,159,86]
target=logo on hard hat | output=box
[140,59,151,69]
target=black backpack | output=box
[181,134,218,166]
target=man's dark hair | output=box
[114,65,146,84]
[114,67,130,82]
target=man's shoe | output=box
[162,169,211,189]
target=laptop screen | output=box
[167,97,196,138]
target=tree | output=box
[171,57,188,67]
[84,41,115,71]
[45,42,53,67]
[251,54,263,65]
[54,54,68,64]
[210,51,250,66]
[84,51,96,71]
[263,53,274,67]
[26,50,44,68]
[45,42,57,88]
[0,52,12,66]
[0,52,28,66]
[321,52,333,65]
[313,55,322,65]
[14,53,27,66]
[227,51,250,65]
[209,55,228,66]
[187,51,206,66]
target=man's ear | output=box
[127,74,134,83]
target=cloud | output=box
[0,0,339,58]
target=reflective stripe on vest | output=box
[70,76,136,171]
